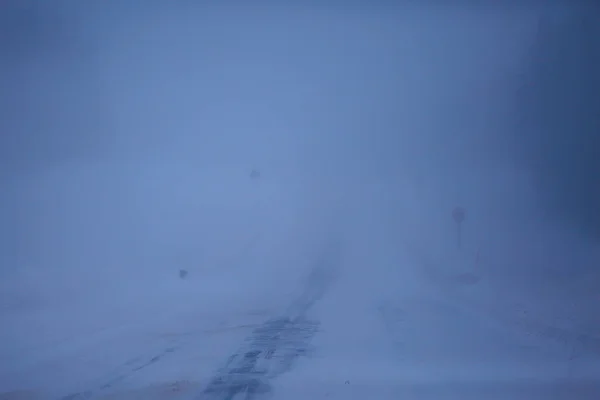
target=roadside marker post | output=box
[452,206,466,250]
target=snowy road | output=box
[5,1,600,398]
[3,193,600,400]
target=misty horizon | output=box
[1,2,599,399]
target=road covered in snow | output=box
[2,163,600,400]
[5,3,600,398]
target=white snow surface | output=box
[2,162,600,400]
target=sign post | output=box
[452,206,466,249]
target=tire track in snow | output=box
[58,233,269,400]
[59,240,339,400]
[198,243,339,400]
[59,344,180,400]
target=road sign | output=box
[453,206,466,224]
[452,206,466,249]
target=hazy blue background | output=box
[1,1,599,398]
[0,1,543,275]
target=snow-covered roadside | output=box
[365,167,600,364]
[0,159,328,398]
[401,204,600,366]
[268,181,600,400]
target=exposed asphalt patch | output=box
[58,242,339,400]
[199,250,338,400]
[200,316,320,400]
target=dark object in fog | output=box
[179,269,188,279]
[250,169,260,179]
[452,206,466,249]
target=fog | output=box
[1,2,599,398]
